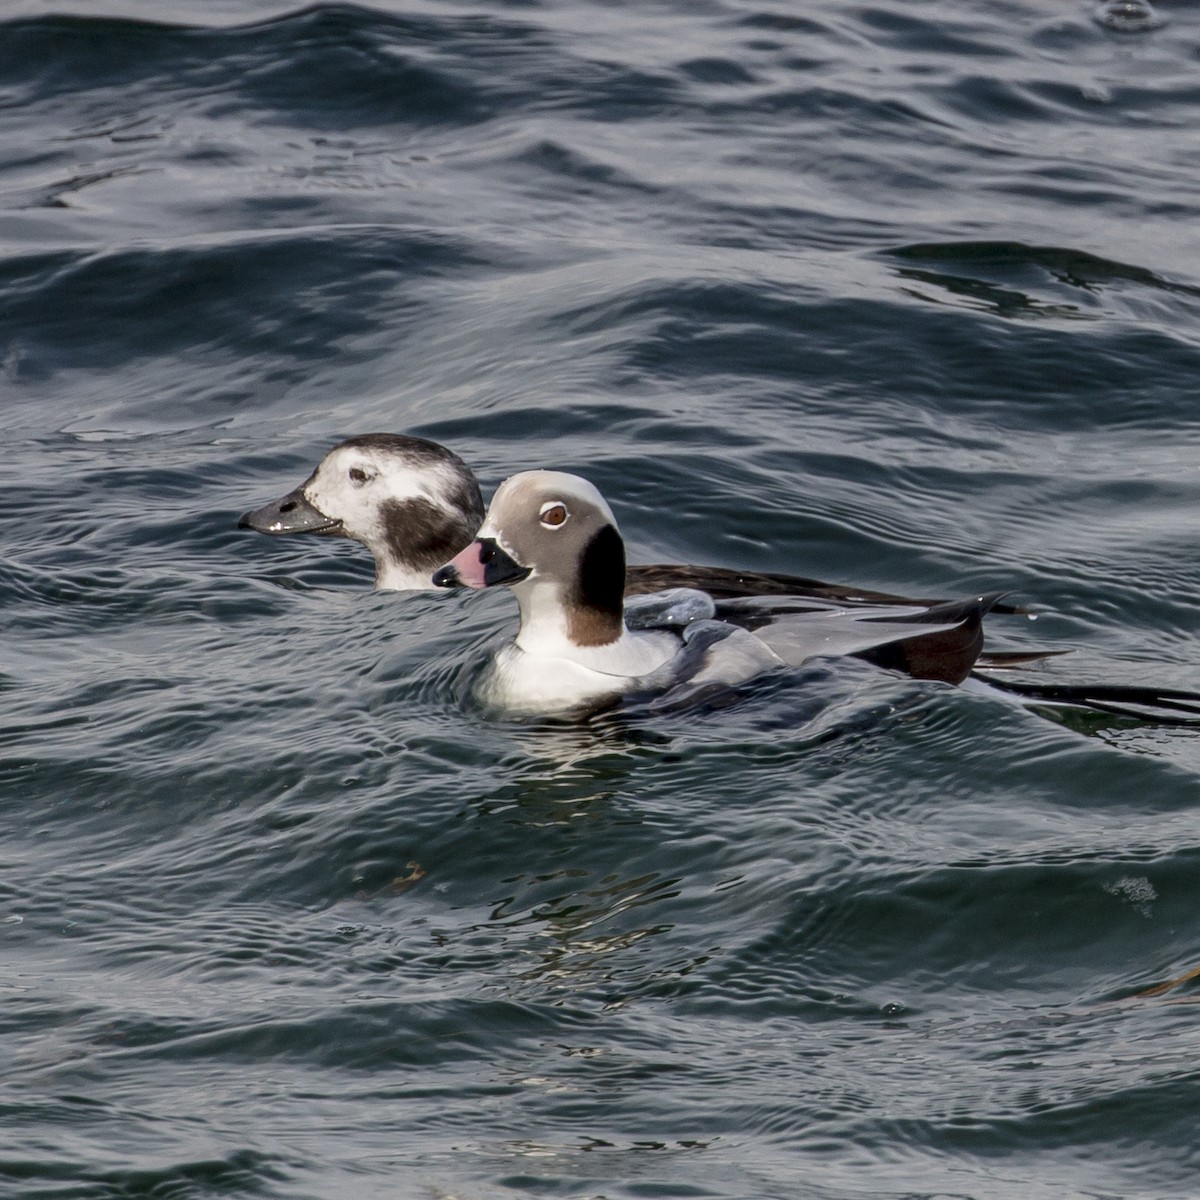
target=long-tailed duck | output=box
[239,434,1028,684]
[430,470,1016,716]
[240,439,1200,723]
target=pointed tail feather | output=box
[978,676,1200,726]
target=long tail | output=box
[976,675,1200,726]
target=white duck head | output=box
[239,433,485,590]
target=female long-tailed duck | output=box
[238,434,486,591]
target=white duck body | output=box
[432,471,972,716]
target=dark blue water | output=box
[3,2,1199,1197]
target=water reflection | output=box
[888,240,1200,321]
[895,264,1087,320]
[496,867,684,995]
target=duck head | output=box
[433,470,627,649]
[238,433,484,590]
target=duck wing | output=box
[625,562,1028,613]
[709,593,1010,685]
[623,586,1200,726]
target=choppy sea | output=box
[3,1,1199,1197]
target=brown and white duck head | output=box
[433,470,635,657]
[238,433,484,590]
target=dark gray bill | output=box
[237,488,342,536]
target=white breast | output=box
[479,630,680,715]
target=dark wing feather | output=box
[706,593,1010,685]
[625,562,1028,612]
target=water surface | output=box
[2,2,1199,1197]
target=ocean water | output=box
[2,1,1199,1197]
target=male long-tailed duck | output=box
[430,470,1019,715]
[432,471,1200,723]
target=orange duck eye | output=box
[539,502,568,528]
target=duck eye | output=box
[348,467,369,486]
[539,502,568,529]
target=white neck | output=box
[512,577,600,656]
[509,576,675,677]
[375,560,440,591]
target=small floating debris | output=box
[1093,0,1166,33]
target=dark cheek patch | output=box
[379,497,477,570]
[568,523,625,646]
